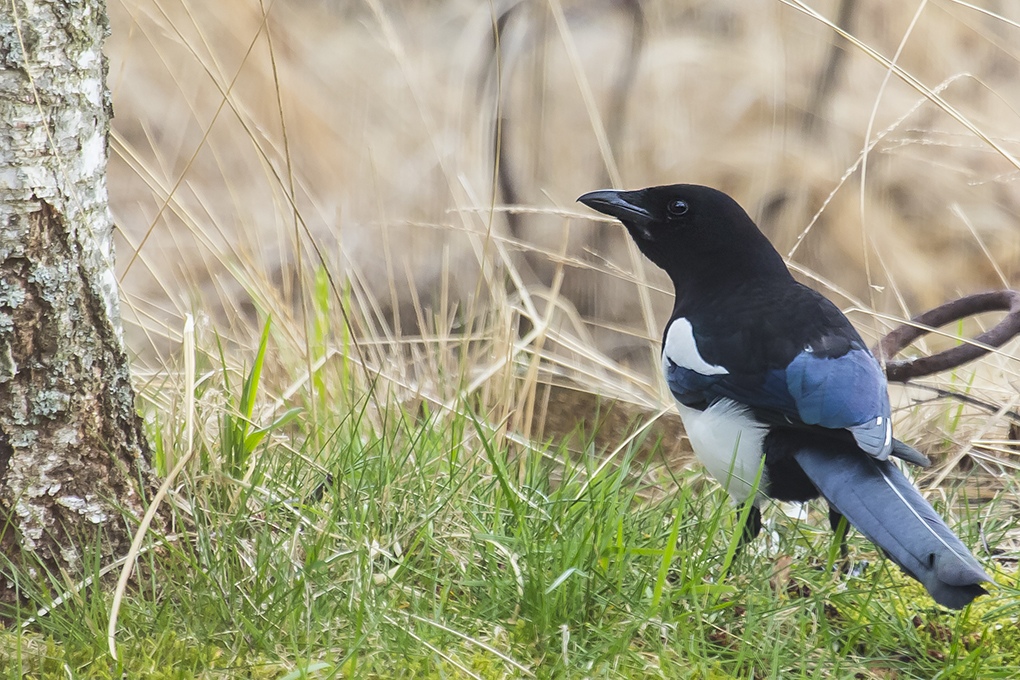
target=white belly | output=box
[674,398,768,505]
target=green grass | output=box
[2,322,1018,679]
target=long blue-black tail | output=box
[792,443,990,609]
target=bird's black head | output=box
[578,184,790,293]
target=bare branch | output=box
[876,290,1020,383]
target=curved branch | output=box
[875,290,1020,383]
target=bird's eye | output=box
[667,200,689,216]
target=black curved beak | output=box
[577,190,653,239]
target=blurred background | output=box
[106,0,1020,458]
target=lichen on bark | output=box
[0,0,159,606]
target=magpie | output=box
[578,184,991,609]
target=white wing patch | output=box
[662,317,728,376]
[674,399,768,504]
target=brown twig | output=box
[802,0,857,137]
[903,384,1020,423]
[481,0,645,244]
[875,290,1020,383]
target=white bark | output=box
[0,0,158,604]
[1,0,121,330]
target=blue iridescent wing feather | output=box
[785,348,889,429]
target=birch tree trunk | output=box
[0,0,158,605]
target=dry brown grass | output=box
[106,0,1020,498]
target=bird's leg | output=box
[735,503,762,556]
[828,506,849,561]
